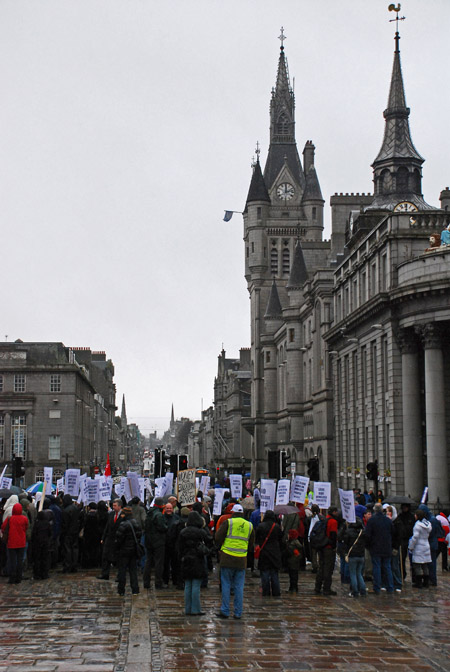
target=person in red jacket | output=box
[1,502,29,584]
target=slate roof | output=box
[246,159,271,204]
[264,279,283,319]
[286,240,308,289]
[302,164,323,201]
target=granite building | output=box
[242,29,450,506]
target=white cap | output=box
[231,504,244,513]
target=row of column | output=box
[401,324,449,504]
[0,410,32,462]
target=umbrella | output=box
[26,482,56,494]
[0,485,24,498]
[274,504,300,515]
[240,496,255,510]
[382,495,417,506]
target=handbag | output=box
[344,529,363,563]
[127,521,145,559]
[254,523,275,559]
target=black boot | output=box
[423,575,430,588]
[416,575,423,588]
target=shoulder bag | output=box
[254,523,275,559]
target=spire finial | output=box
[388,4,405,52]
[278,26,286,50]
[255,141,261,160]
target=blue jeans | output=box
[260,568,281,596]
[390,552,402,590]
[184,578,202,614]
[348,556,366,595]
[371,554,393,593]
[220,567,245,618]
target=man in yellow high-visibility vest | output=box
[215,504,255,619]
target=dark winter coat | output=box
[365,511,393,557]
[343,518,365,558]
[102,509,124,562]
[115,516,142,556]
[61,495,80,537]
[286,538,303,570]
[178,512,212,580]
[256,512,283,570]
[144,506,168,550]
[32,511,52,546]
[396,509,415,544]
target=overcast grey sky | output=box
[1,1,448,436]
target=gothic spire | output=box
[286,239,308,289]
[245,157,270,205]
[264,278,283,319]
[263,32,304,190]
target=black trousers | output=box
[143,545,165,588]
[117,552,139,594]
[63,535,78,571]
[315,547,336,592]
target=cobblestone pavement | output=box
[0,566,449,671]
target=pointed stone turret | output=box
[264,42,304,190]
[264,278,283,319]
[286,239,308,289]
[121,394,127,425]
[170,403,174,428]
[302,165,323,201]
[368,30,433,210]
[246,158,270,205]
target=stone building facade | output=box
[0,341,130,485]
[242,30,450,506]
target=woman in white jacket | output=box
[408,509,432,588]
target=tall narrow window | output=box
[50,374,61,393]
[282,248,290,274]
[276,113,289,135]
[11,413,27,457]
[48,435,61,460]
[0,414,4,458]
[14,374,26,392]
[0,375,3,391]
[270,248,278,274]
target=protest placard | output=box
[98,476,111,502]
[0,476,12,489]
[154,477,166,498]
[199,475,210,495]
[177,468,197,506]
[314,481,331,509]
[275,479,291,506]
[123,477,132,502]
[338,488,356,523]
[260,479,276,513]
[44,467,53,494]
[229,474,243,499]
[56,477,64,494]
[65,469,80,497]
[164,472,174,496]
[126,471,141,498]
[291,475,309,503]
[212,488,226,516]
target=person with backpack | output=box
[312,506,339,596]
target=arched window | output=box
[271,248,278,274]
[379,169,392,194]
[282,248,290,274]
[276,113,289,135]
[396,167,409,193]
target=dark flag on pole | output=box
[223,210,234,222]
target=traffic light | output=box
[154,448,161,478]
[12,456,25,484]
[366,460,378,481]
[280,451,289,478]
[307,457,320,482]
[268,450,280,480]
[179,454,188,471]
[169,454,178,475]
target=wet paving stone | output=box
[1,565,450,670]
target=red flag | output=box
[105,453,111,477]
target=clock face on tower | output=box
[277,182,295,201]
[393,201,418,213]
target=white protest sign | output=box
[86,478,99,504]
[44,467,53,493]
[144,478,152,497]
[275,479,291,506]
[177,468,197,507]
[64,469,80,497]
[138,478,145,503]
[98,476,112,502]
[213,488,226,516]
[115,479,125,498]
[338,488,356,523]
[155,477,166,498]
[1,476,12,489]
[164,472,174,496]
[199,475,210,495]
[0,465,7,481]
[56,477,64,494]
[126,472,141,498]
[291,475,309,503]
[229,474,243,499]
[314,481,331,509]
[123,477,132,502]
[260,479,276,513]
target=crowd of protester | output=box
[1,482,449,616]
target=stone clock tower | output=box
[243,33,330,478]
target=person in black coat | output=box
[97,499,123,580]
[61,494,80,573]
[81,503,102,568]
[178,511,212,615]
[256,510,283,597]
[31,510,52,580]
[365,503,393,594]
[343,518,366,597]
[115,507,141,596]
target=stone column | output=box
[399,330,423,500]
[422,324,449,505]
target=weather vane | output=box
[255,141,261,160]
[278,26,286,48]
[388,3,406,34]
